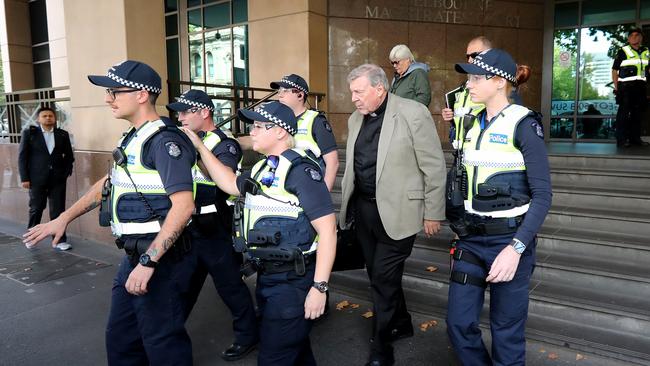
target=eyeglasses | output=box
[390,60,401,66]
[252,122,277,130]
[277,87,300,95]
[105,88,140,100]
[177,107,200,117]
[466,74,495,83]
[260,155,279,187]
[466,52,480,60]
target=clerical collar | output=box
[368,95,388,117]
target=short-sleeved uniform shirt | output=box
[305,111,337,157]
[236,157,334,222]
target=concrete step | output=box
[330,267,650,365]
[551,169,650,192]
[407,243,650,315]
[548,154,650,172]
[552,186,650,212]
[545,206,650,238]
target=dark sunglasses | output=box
[390,60,401,66]
[466,52,480,60]
[260,155,280,187]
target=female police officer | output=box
[445,49,552,365]
[182,100,336,366]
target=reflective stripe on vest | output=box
[191,129,242,211]
[243,149,319,253]
[619,45,650,82]
[295,109,321,157]
[462,104,530,218]
[452,87,485,149]
[192,131,223,187]
[110,120,169,236]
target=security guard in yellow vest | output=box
[239,74,339,191]
[446,49,552,365]
[24,60,198,365]
[166,89,258,361]
[612,28,650,147]
[181,100,336,366]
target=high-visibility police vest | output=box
[110,120,183,237]
[452,87,485,149]
[618,45,650,82]
[295,109,322,157]
[462,104,532,218]
[242,149,320,254]
[192,129,241,214]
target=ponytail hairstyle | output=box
[506,64,531,103]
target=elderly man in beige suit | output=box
[339,64,446,366]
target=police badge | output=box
[165,141,182,158]
[305,167,322,181]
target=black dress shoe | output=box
[388,323,414,342]
[365,358,395,366]
[221,342,257,361]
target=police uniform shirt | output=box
[132,123,196,195]
[476,110,552,246]
[353,95,388,197]
[301,111,337,156]
[237,160,334,221]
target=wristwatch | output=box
[510,239,526,254]
[312,281,329,293]
[139,253,158,268]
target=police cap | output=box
[238,101,298,135]
[88,60,162,94]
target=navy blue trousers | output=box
[256,265,316,366]
[446,233,536,366]
[184,227,258,346]
[105,252,195,366]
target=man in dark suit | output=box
[19,106,74,250]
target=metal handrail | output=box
[216,90,278,128]
[1,86,71,143]
[167,80,326,135]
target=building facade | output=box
[0,0,649,242]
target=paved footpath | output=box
[0,219,620,366]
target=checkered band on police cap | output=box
[254,104,297,135]
[175,96,214,111]
[280,76,308,94]
[107,68,162,94]
[470,59,517,84]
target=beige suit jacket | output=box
[339,93,446,240]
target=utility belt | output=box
[115,230,192,261]
[248,246,316,276]
[450,214,523,238]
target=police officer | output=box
[442,36,491,148]
[182,101,336,365]
[612,28,650,147]
[446,49,552,365]
[166,89,259,361]
[239,74,339,191]
[24,60,198,365]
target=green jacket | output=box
[389,62,431,107]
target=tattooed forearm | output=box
[146,248,159,258]
[162,229,183,251]
[83,199,101,214]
